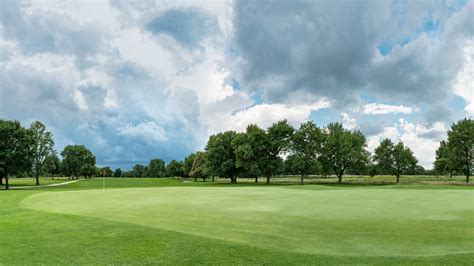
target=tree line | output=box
[180,118,472,184]
[1,118,472,190]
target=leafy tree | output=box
[80,162,96,179]
[166,160,184,177]
[233,125,268,183]
[183,153,197,177]
[373,138,395,175]
[100,166,112,177]
[392,142,417,183]
[132,164,146,177]
[322,123,366,183]
[285,153,318,184]
[0,166,4,185]
[205,131,238,183]
[147,159,166,177]
[446,118,474,183]
[60,145,96,179]
[412,165,426,175]
[113,168,122,177]
[265,120,295,184]
[367,159,377,178]
[190,151,207,181]
[29,121,55,185]
[122,170,133,177]
[44,153,61,178]
[347,150,370,175]
[318,155,332,178]
[434,140,456,177]
[291,121,323,183]
[0,120,33,190]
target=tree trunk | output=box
[35,175,40,186]
[300,175,304,185]
[466,174,470,183]
[0,177,3,185]
[337,174,342,183]
[212,176,215,182]
[255,177,258,183]
[449,170,453,178]
[5,176,9,190]
[202,177,206,182]
[194,177,197,182]
[266,176,270,184]
[396,174,400,184]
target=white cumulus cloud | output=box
[362,103,416,115]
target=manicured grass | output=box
[1,178,473,264]
[1,177,69,187]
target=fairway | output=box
[21,186,474,258]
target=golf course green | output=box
[2,178,474,264]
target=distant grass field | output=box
[1,178,473,264]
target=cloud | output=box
[341,112,357,130]
[453,40,474,116]
[117,121,167,142]
[366,119,447,168]
[362,103,416,115]
[147,8,219,49]
[231,0,472,111]
[217,100,330,133]
[0,0,470,170]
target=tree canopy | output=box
[322,123,366,183]
[446,118,474,183]
[30,121,55,185]
[205,131,239,183]
[60,145,96,179]
[0,120,34,189]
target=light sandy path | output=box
[10,180,81,189]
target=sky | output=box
[0,0,472,170]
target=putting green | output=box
[21,187,474,257]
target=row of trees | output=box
[2,118,472,189]
[0,119,98,189]
[182,118,472,184]
[199,120,419,184]
[115,159,185,178]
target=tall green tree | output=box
[265,120,295,184]
[373,138,395,175]
[0,166,4,185]
[291,121,323,184]
[183,153,197,177]
[322,123,366,183]
[60,145,96,179]
[0,120,33,190]
[233,125,269,183]
[30,121,55,185]
[44,153,61,178]
[392,142,417,183]
[434,140,457,177]
[80,153,96,179]
[190,151,207,181]
[113,168,122,177]
[147,159,166,177]
[100,167,112,177]
[285,153,318,184]
[166,160,184,177]
[205,131,238,183]
[132,164,146,177]
[446,118,474,183]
